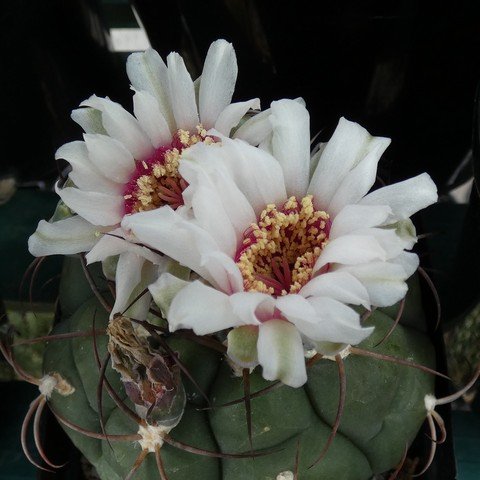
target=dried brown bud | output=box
[107,316,185,427]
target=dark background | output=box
[2,0,480,190]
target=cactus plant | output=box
[19,256,438,480]
[8,37,477,480]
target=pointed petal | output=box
[85,229,162,265]
[56,141,122,194]
[314,234,386,272]
[180,147,256,238]
[199,39,238,129]
[327,137,391,216]
[122,206,220,286]
[270,99,311,198]
[233,107,272,145]
[329,204,391,238]
[200,251,244,294]
[56,184,123,227]
[308,117,390,210]
[338,262,410,307]
[184,183,237,255]
[126,48,175,131]
[182,138,286,215]
[303,297,373,344]
[352,227,406,259]
[84,134,135,183]
[81,95,152,160]
[71,107,106,134]
[112,252,143,314]
[391,251,419,277]
[229,291,275,325]
[168,280,242,334]
[133,89,172,147]
[112,252,157,318]
[359,173,438,221]
[214,98,261,137]
[299,271,370,308]
[257,320,307,388]
[166,52,199,131]
[28,216,100,256]
[278,295,373,345]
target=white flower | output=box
[123,100,438,388]
[28,39,262,317]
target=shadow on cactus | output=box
[2,256,478,480]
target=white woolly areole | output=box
[39,375,58,398]
[276,471,294,480]
[137,424,171,453]
[323,345,352,362]
[424,394,437,412]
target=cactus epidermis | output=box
[42,259,435,479]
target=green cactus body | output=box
[43,260,435,479]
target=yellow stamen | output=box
[236,196,329,295]
[127,124,215,213]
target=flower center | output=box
[123,125,215,214]
[235,195,330,296]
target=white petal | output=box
[28,216,101,256]
[81,95,152,160]
[330,204,391,238]
[279,295,373,345]
[126,48,175,131]
[185,138,287,215]
[56,183,123,227]
[122,206,220,286]
[112,252,157,319]
[84,134,135,183]
[329,205,392,239]
[359,173,438,222]
[166,53,199,131]
[275,293,317,318]
[327,138,391,216]
[149,272,190,316]
[86,229,162,265]
[301,297,373,345]
[257,320,307,388]
[168,280,242,334]
[314,235,386,272]
[338,262,410,307]
[112,252,144,314]
[270,99,311,199]
[186,184,237,255]
[179,150,256,242]
[200,251,244,294]
[390,251,419,277]
[309,117,390,209]
[56,141,122,194]
[299,271,370,308]
[133,89,172,147]
[352,227,406,259]
[388,219,417,250]
[229,291,276,325]
[233,107,272,145]
[199,39,238,129]
[71,107,106,134]
[214,98,261,137]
